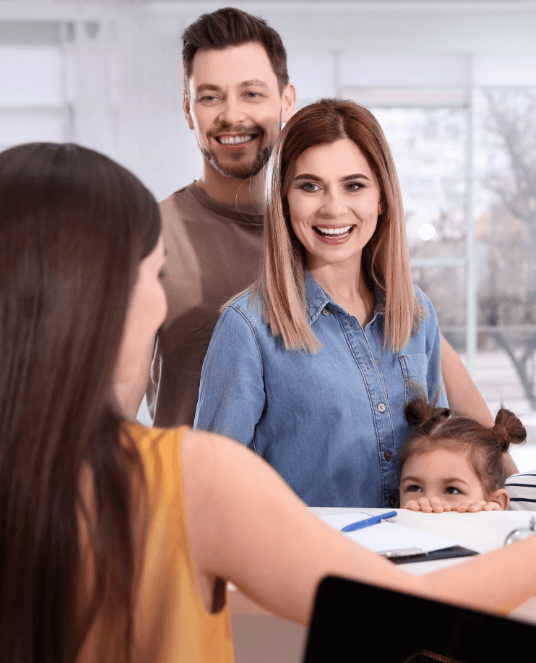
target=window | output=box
[343,69,536,416]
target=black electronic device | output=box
[303,576,535,662]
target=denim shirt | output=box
[194,273,447,508]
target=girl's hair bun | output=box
[404,394,450,431]
[493,408,526,452]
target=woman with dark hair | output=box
[0,142,165,663]
[4,142,536,663]
[195,98,457,507]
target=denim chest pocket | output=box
[398,354,428,405]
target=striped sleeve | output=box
[505,472,536,510]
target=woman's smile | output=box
[313,224,356,243]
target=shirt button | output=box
[388,495,397,508]
[384,450,392,462]
[322,308,329,316]
[377,403,386,413]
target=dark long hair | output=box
[0,143,161,662]
[400,395,526,496]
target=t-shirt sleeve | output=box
[194,305,266,447]
[505,472,536,510]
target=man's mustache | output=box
[207,125,264,139]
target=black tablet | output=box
[303,576,535,662]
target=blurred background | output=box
[2,0,536,465]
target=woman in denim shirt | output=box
[195,99,454,507]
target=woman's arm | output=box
[440,334,493,425]
[182,428,536,625]
[182,427,420,624]
[440,334,518,475]
[194,305,265,445]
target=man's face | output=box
[184,42,295,180]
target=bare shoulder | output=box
[180,428,293,526]
[181,427,234,465]
[180,428,218,480]
[182,426,273,473]
[180,428,244,505]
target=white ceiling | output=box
[1,0,536,4]
[1,0,535,54]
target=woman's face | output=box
[286,138,383,271]
[114,234,167,385]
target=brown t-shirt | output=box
[147,182,264,428]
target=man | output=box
[121,6,517,476]
[123,7,295,427]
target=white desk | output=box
[231,508,536,663]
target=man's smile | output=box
[217,133,256,146]
[212,131,261,150]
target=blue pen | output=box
[341,510,398,532]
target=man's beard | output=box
[199,123,275,179]
[200,141,271,179]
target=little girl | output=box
[399,396,526,512]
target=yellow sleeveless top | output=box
[131,424,234,662]
[77,424,234,663]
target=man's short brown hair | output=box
[182,7,289,94]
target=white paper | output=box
[320,512,463,554]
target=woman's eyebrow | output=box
[292,173,371,182]
[293,173,322,182]
[341,174,370,182]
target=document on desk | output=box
[319,512,463,555]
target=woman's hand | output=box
[404,497,501,512]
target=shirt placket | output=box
[340,310,399,508]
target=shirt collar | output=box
[305,270,386,324]
[305,272,331,324]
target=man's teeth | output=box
[316,226,352,236]
[219,135,253,145]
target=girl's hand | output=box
[404,497,452,513]
[403,498,502,512]
[453,500,502,512]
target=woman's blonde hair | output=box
[252,98,419,353]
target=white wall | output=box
[2,1,536,200]
[0,0,536,199]
[65,9,201,200]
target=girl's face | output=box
[286,138,383,271]
[399,446,491,508]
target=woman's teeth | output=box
[314,225,353,238]
[218,135,253,145]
